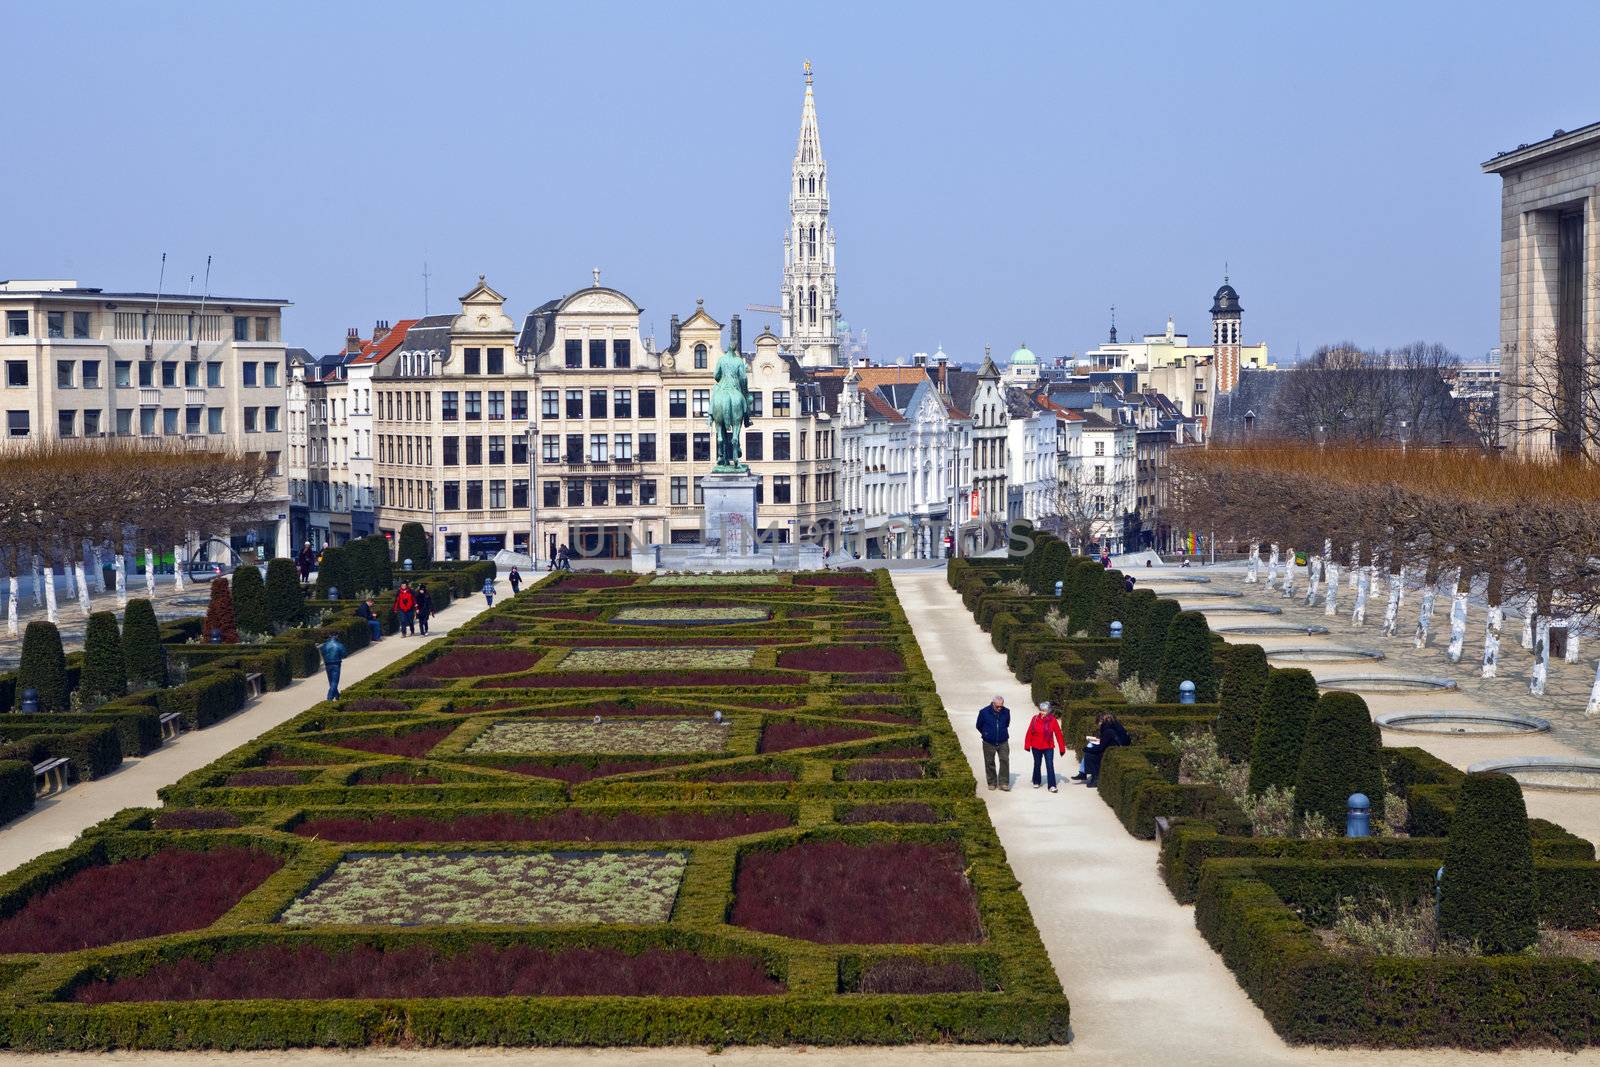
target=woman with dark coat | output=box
[414,584,433,636]
[1074,712,1131,787]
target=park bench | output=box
[32,758,70,798]
[245,672,266,699]
[159,712,183,742]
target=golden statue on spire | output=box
[803,59,812,85]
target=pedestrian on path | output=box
[414,584,433,636]
[482,576,496,607]
[321,633,347,700]
[297,542,315,582]
[976,695,1011,791]
[508,567,522,595]
[1024,700,1066,792]
[392,582,416,636]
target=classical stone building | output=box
[1483,121,1600,455]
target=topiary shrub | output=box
[1118,588,1156,679]
[77,611,127,710]
[397,522,430,569]
[203,577,239,644]
[15,622,68,712]
[1293,691,1384,825]
[1439,771,1537,953]
[264,558,304,628]
[1135,598,1180,690]
[1087,567,1127,638]
[314,545,352,600]
[230,565,268,636]
[122,598,166,690]
[1216,643,1269,762]
[1248,668,1319,796]
[1157,610,1217,703]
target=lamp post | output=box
[428,483,437,564]
[526,424,539,567]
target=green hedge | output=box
[0,721,122,780]
[155,671,248,729]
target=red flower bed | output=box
[294,808,793,843]
[475,617,525,632]
[388,676,447,691]
[843,760,925,781]
[692,766,798,783]
[454,634,510,645]
[499,759,672,784]
[870,745,930,760]
[225,769,311,787]
[408,648,543,679]
[732,841,982,944]
[330,727,454,758]
[725,698,805,710]
[796,573,876,587]
[839,803,940,825]
[777,645,905,673]
[72,943,782,1002]
[845,619,888,629]
[858,958,983,993]
[0,847,282,953]
[341,698,411,712]
[558,574,638,589]
[479,670,799,689]
[547,636,788,647]
[836,709,919,725]
[153,809,240,830]
[531,609,601,622]
[759,722,876,754]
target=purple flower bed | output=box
[72,943,783,1002]
[796,573,876,587]
[759,722,876,754]
[692,766,798,783]
[153,809,241,831]
[340,698,411,712]
[869,744,930,760]
[531,609,602,622]
[845,619,888,630]
[499,758,674,784]
[388,676,447,691]
[0,848,282,953]
[839,803,940,825]
[454,634,510,645]
[330,726,454,758]
[474,617,525,632]
[839,693,904,705]
[777,645,905,674]
[557,574,638,589]
[293,808,793,843]
[835,709,919,725]
[732,841,982,944]
[843,761,925,781]
[354,769,444,786]
[857,958,984,993]
[480,670,800,689]
[408,648,543,680]
[225,769,312,787]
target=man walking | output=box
[976,694,1012,791]
[297,541,316,583]
[414,583,433,636]
[321,633,347,701]
[508,566,522,595]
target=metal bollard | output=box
[19,689,39,714]
[1110,621,1123,639]
[209,628,222,644]
[328,586,339,601]
[1054,580,1064,597]
[1178,680,1196,705]
[1434,864,1445,922]
[403,558,414,572]
[1346,793,1370,837]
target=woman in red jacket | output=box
[392,582,417,637]
[1024,701,1066,792]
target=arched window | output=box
[694,343,707,370]
[808,287,817,326]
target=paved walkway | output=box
[0,592,489,876]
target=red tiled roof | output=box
[348,318,420,365]
[862,389,905,422]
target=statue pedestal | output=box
[702,472,760,555]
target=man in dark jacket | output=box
[414,584,433,636]
[976,695,1012,791]
[321,634,347,700]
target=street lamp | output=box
[526,424,539,568]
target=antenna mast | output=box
[423,257,431,315]
[147,252,167,358]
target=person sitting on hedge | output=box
[1023,701,1066,792]
[355,598,381,641]
[1073,712,1130,788]
[392,582,417,637]
[414,584,433,637]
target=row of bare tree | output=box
[0,441,279,633]
[1169,444,1600,712]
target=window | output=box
[773,391,791,416]
[233,316,249,341]
[670,434,688,461]
[588,338,606,368]
[443,436,459,465]
[565,433,583,463]
[613,389,631,418]
[487,391,505,420]
[692,389,710,417]
[773,475,792,503]
[487,348,504,374]
[241,361,257,387]
[58,410,75,437]
[243,407,259,432]
[115,361,131,387]
[77,359,97,389]
[6,410,28,437]
[542,389,559,418]
[1094,440,1105,457]
[511,390,528,420]
[755,477,765,504]
[564,339,582,369]
[442,481,460,510]
[639,479,657,505]
[512,478,528,507]
[47,311,64,338]
[693,432,710,461]
[265,407,280,432]
[184,362,200,388]
[614,433,632,460]
[138,361,153,387]
[541,434,559,462]
[140,408,156,435]
[668,390,687,418]
[264,362,279,387]
[489,479,506,509]
[6,311,28,337]
[512,434,528,465]
[566,479,584,506]
[466,436,483,465]
[590,433,608,462]
[463,348,481,375]
[591,479,610,506]
[185,407,201,434]
[207,407,223,433]
[637,433,656,461]
[566,389,583,418]
[693,343,708,369]
[488,435,505,464]
[4,361,26,387]
[72,311,90,338]
[746,431,763,460]
[773,431,791,460]
[616,478,633,506]
[670,476,688,505]
[543,480,559,507]
[749,390,763,417]
[161,361,177,387]
[442,391,458,420]
[116,409,132,436]
[254,316,270,342]
[466,481,484,509]
[465,391,481,420]
[693,476,704,505]
[580,389,602,420]
[638,388,656,418]
[163,408,178,434]
[56,360,74,388]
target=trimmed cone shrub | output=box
[230,565,268,636]
[1293,691,1384,825]
[314,545,352,600]
[78,611,127,710]
[1088,567,1127,638]
[264,558,305,627]
[1119,588,1156,681]
[203,577,239,644]
[1063,558,1098,631]
[1136,598,1181,689]
[397,522,430,569]
[1439,771,1537,953]
[1216,643,1269,762]
[122,598,166,689]
[15,622,68,712]
[1157,610,1217,703]
[1247,667,1319,796]
[371,534,394,591]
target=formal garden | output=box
[950,531,1600,1050]
[0,568,1067,1050]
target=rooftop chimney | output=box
[372,320,390,345]
[730,315,742,354]
[669,313,681,351]
[935,350,949,393]
[345,327,362,355]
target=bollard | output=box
[1110,621,1123,639]
[1345,793,1370,838]
[1435,864,1445,923]
[403,558,414,572]
[19,689,38,714]
[209,628,222,644]
[1054,580,1064,598]
[1178,680,1196,705]
[328,586,339,601]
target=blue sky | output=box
[3,1,1595,364]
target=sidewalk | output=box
[0,591,489,877]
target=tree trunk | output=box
[1246,541,1259,583]
[1306,553,1322,605]
[1324,560,1340,616]
[172,544,185,592]
[42,565,58,624]
[74,563,91,615]
[1447,568,1470,663]
[28,557,40,608]
[1482,571,1504,679]
[5,576,16,637]
[1348,541,1361,591]
[62,559,76,602]
[1382,563,1404,637]
[91,545,107,594]
[1565,618,1581,664]
[1531,617,1551,696]
[1587,659,1600,717]
[144,548,156,597]
[114,553,127,608]
[1281,548,1296,599]
[1353,563,1371,625]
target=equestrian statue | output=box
[709,345,753,472]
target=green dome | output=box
[1010,343,1037,365]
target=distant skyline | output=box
[4,1,1598,365]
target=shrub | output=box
[1216,644,1268,762]
[153,809,241,830]
[1135,598,1180,690]
[857,958,984,993]
[294,809,794,842]
[121,599,166,690]
[77,612,126,710]
[313,545,352,599]
[1248,668,1319,796]
[397,522,431,569]
[156,670,247,729]
[202,577,238,644]
[15,621,68,712]
[1157,610,1217,703]
[264,558,305,627]
[1294,691,1385,826]
[1439,772,1538,953]
[230,565,269,636]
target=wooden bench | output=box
[33,758,70,798]
[245,672,266,699]
[159,712,183,742]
